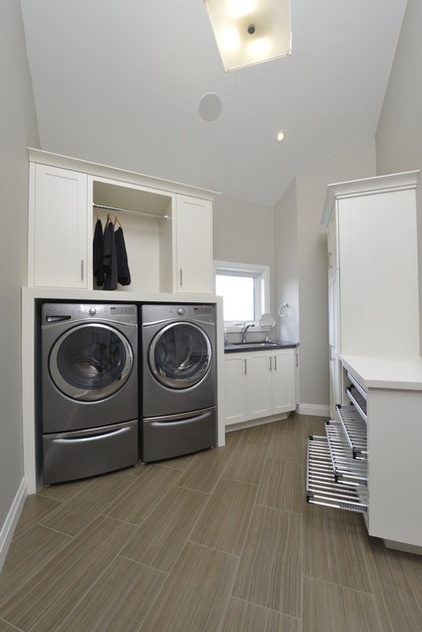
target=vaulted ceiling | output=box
[20,0,408,206]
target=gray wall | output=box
[0,0,39,559]
[376,0,422,352]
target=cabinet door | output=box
[247,352,272,419]
[271,349,296,414]
[328,273,342,417]
[224,355,248,425]
[175,195,213,293]
[29,164,88,288]
[327,212,338,279]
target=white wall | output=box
[0,0,40,568]
[376,0,422,176]
[213,194,275,308]
[376,0,422,352]
[274,141,376,414]
[274,179,299,344]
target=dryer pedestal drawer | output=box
[141,408,216,463]
[43,419,138,485]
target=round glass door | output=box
[148,322,212,389]
[49,323,133,401]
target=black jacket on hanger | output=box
[103,220,118,290]
[115,226,131,286]
[93,218,104,286]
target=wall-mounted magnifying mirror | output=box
[278,303,289,318]
[259,313,276,342]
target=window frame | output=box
[214,260,270,329]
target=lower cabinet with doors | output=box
[224,346,297,427]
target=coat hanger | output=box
[114,213,122,228]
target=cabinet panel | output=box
[328,273,341,418]
[327,212,338,279]
[175,196,213,293]
[271,349,296,414]
[247,353,272,419]
[30,164,88,288]
[224,354,248,425]
[339,190,419,355]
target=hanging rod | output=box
[93,203,170,220]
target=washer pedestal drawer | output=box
[43,419,138,485]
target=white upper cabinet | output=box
[175,196,213,294]
[27,149,216,294]
[28,163,88,288]
[322,171,420,358]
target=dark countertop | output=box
[224,341,298,353]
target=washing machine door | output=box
[49,323,133,401]
[148,322,212,389]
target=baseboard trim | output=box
[297,403,329,417]
[0,477,27,572]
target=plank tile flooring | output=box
[1,413,422,631]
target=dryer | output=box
[141,303,216,462]
[41,303,139,484]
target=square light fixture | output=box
[204,0,292,72]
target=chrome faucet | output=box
[241,321,255,343]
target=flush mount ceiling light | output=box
[276,130,285,142]
[204,0,292,72]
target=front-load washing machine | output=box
[141,303,217,462]
[41,303,139,484]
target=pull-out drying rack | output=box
[306,384,368,514]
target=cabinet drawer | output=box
[346,371,367,422]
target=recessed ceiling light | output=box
[276,131,285,142]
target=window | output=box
[214,261,270,326]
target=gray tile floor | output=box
[1,414,422,631]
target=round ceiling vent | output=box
[198,93,222,121]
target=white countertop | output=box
[341,354,422,390]
[22,286,219,303]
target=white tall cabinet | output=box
[315,171,422,552]
[321,170,420,415]
[27,149,216,294]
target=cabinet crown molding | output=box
[28,147,219,202]
[321,170,419,227]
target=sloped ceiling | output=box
[20,0,407,206]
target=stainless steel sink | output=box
[225,341,283,351]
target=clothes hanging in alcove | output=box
[93,214,131,290]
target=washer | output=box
[41,303,139,484]
[141,303,216,462]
